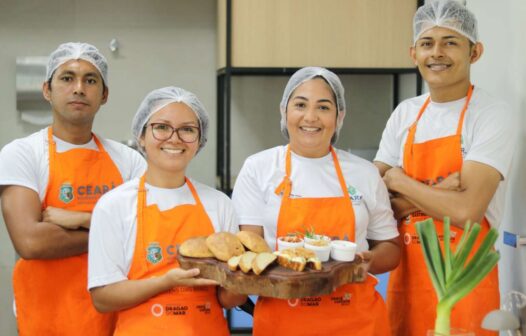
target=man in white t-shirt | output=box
[0,42,145,335]
[373,2,516,336]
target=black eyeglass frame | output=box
[146,123,200,143]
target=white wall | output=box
[470,0,526,332]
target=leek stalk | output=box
[415,217,499,335]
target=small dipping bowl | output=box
[304,239,331,262]
[304,234,331,245]
[277,236,304,251]
[330,240,357,262]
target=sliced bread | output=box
[227,255,241,271]
[252,252,277,275]
[239,251,258,273]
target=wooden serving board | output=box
[177,252,367,299]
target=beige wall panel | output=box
[218,0,227,68]
[219,0,416,68]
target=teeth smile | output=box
[300,127,321,132]
[162,148,184,154]
[428,64,450,71]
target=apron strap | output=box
[330,147,350,199]
[274,146,293,197]
[44,127,56,209]
[456,84,474,135]
[275,146,351,199]
[404,84,474,170]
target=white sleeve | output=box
[127,150,147,180]
[464,102,516,180]
[102,139,147,182]
[374,107,402,168]
[0,139,41,192]
[88,194,131,290]
[218,195,240,234]
[231,158,266,226]
[365,175,399,241]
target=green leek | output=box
[415,217,499,335]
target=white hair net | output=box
[131,86,209,153]
[280,67,346,145]
[414,0,478,44]
[46,42,108,85]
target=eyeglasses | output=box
[147,123,200,143]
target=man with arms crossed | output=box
[0,42,145,335]
[374,1,516,335]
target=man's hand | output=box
[382,167,408,193]
[435,172,462,191]
[42,206,91,230]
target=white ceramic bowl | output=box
[330,240,357,262]
[304,234,331,245]
[277,236,304,251]
[304,240,331,262]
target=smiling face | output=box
[140,102,200,180]
[411,26,483,101]
[286,78,338,158]
[43,59,108,127]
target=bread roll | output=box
[237,231,271,253]
[179,236,214,258]
[206,232,245,261]
[252,252,277,275]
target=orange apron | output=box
[13,127,122,336]
[113,175,229,336]
[253,146,391,336]
[387,85,499,336]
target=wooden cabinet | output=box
[218,0,416,69]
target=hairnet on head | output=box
[131,86,209,153]
[46,42,109,85]
[414,0,478,44]
[280,67,346,145]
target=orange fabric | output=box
[113,176,229,336]
[254,146,391,336]
[387,85,499,336]
[13,127,122,336]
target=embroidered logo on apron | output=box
[59,182,74,203]
[146,242,163,264]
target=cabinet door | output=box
[218,0,416,69]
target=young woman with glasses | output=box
[87,86,246,335]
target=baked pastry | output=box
[252,252,277,275]
[239,251,258,273]
[237,231,272,253]
[206,232,245,261]
[179,236,214,258]
[274,247,322,271]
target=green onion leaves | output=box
[415,217,499,335]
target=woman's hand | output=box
[356,250,375,273]
[164,268,219,287]
[91,268,218,313]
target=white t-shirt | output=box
[88,178,239,290]
[232,146,398,253]
[375,87,515,228]
[0,127,146,199]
